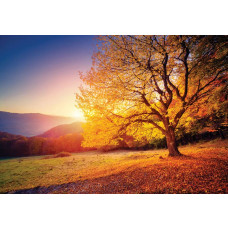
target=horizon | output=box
[0,109,83,119]
[0,35,96,120]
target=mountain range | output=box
[0,111,78,136]
[38,122,83,138]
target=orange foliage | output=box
[9,140,228,194]
[76,36,227,156]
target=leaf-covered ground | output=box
[1,139,227,194]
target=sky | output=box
[0,35,96,120]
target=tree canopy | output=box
[76,35,228,156]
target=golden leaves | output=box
[3,139,227,194]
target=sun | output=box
[72,109,85,120]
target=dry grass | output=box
[0,139,227,194]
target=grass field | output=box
[0,139,227,194]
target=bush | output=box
[54,152,72,157]
[43,152,72,159]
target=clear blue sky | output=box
[0,35,96,118]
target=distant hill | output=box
[38,122,83,138]
[0,131,25,140]
[0,111,76,136]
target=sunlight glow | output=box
[72,109,85,120]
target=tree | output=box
[186,72,228,139]
[76,36,227,156]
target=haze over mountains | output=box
[0,111,79,136]
[38,122,83,138]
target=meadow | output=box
[0,139,227,194]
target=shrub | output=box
[54,152,72,158]
[43,151,72,159]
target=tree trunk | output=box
[165,127,182,157]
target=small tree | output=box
[76,36,227,156]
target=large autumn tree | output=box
[76,35,227,156]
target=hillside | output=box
[0,131,24,140]
[0,111,76,136]
[1,139,227,194]
[38,122,83,138]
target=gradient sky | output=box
[0,35,96,119]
